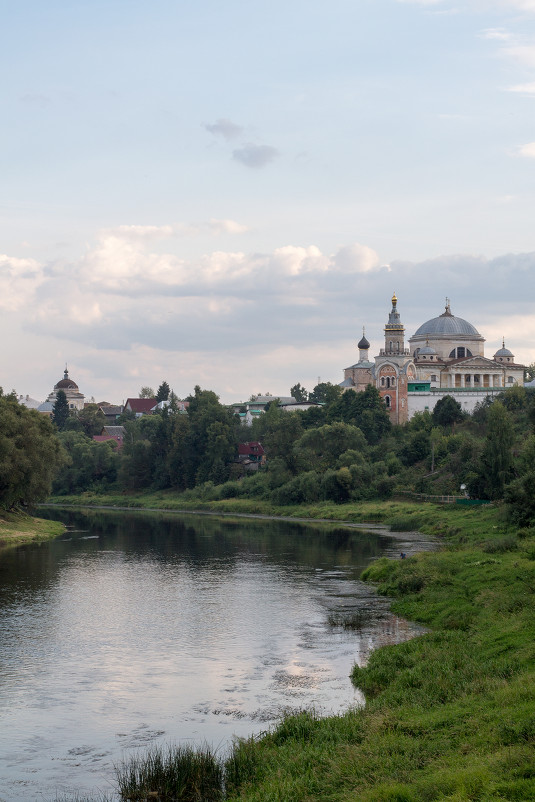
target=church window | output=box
[384,395,391,408]
[457,347,465,358]
[507,376,514,384]
[381,377,385,386]
[431,374,437,381]
[391,377,396,386]
[386,377,391,388]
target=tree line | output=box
[2,379,535,528]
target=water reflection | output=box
[0,509,430,801]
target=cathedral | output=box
[341,295,525,423]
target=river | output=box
[0,508,431,801]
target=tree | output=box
[309,382,341,405]
[479,401,514,499]
[139,386,155,398]
[290,383,308,402]
[52,390,70,431]
[0,393,65,508]
[76,403,107,437]
[156,381,170,402]
[327,386,391,444]
[432,395,464,427]
[53,431,119,494]
[295,422,367,471]
[524,362,535,382]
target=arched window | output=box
[384,395,391,408]
[381,377,385,386]
[391,377,396,387]
[386,377,391,388]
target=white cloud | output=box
[208,219,249,235]
[479,28,514,41]
[507,81,535,93]
[108,224,176,240]
[333,244,382,274]
[517,141,535,157]
[0,254,45,311]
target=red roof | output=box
[124,398,157,414]
[238,442,265,456]
[93,435,123,449]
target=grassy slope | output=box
[0,510,65,547]
[224,512,535,802]
[46,493,535,800]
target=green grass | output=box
[0,509,65,548]
[115,743,223,801]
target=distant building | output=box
[123,398,158,417]
[237,441,266,470]
[93,425,126,449]
[341,295,526,423]
[17,394,41,410]
[39,366,85,413]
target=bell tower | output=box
[384,292,405,355]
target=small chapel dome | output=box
[358,333,370,350]
[494,340,514,361]
[418,344,437,356]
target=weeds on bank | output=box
[115,744,223,801]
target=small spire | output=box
[502,337,505,348]
[445,297,451,315]
[392,292,397,307]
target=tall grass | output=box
[115,743,223,801]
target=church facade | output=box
[341,295,525,424]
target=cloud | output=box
[479,28,514,41]
[208,219,249,235]
[108,224,176,240]
[517,142,535,157]
[333,244,383,274]
[0,254,45,311]
[203,118,244,140]
[232,143,279,168]
[507,81,535,94]
[10,234,535,403]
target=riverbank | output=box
[223,510,535,801]
[0,510,65,548]
[45,490,499,544]
[42,492,535,801]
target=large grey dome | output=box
[414,308,480,338]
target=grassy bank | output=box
[223,522,535,801]
[46,489,499,541]
[0,509,65,548]
[44,493,535,800]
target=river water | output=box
[0,509,431,801]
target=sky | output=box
[2,0,535,405]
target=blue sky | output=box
[2,0,535,404]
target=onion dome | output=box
[54,366,79,391]
[358,328,370,350]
